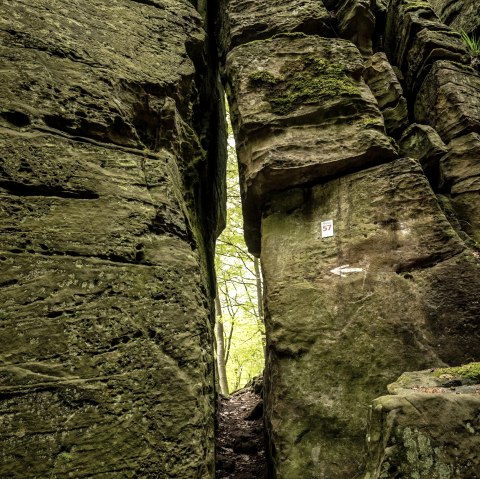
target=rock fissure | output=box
[0,0,479,478]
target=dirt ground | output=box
[216,378,268,479]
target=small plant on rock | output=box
[460,30,480,70]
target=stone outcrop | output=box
[225,34,396,254]
[221,0,480,477]
[218,0,333,55]
[364,367,480,478]
[385,0,469,94]
[363,52,409,137]
[398,123,447,180]
[2,0,480,478]
[438,133,480,244]
[0,0,223,477]
[261,158,480,478]
[428,0,480,35]
[414,61,480,142]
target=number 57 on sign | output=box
[321,220,334,238]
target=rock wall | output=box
[364,367,480,478]
[2,0,480,477]
[220,0,480,477]
[0,1,224,477]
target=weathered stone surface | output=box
[0,130,191,262]
[439,133,480,244]
[363,52,409,137]
[337,0,375,56]
[385,0,468,93]
[0,249,215,478]
[0,1,219,477]
[415,61,480,142]
[364,368,480,479]
[0,0,205,154]
[398,123,448,180]
[226,35,397,254]
[261,158,480,478]
[428,0,480,35]
[218,0,332,56]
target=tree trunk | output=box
[254,257,264,320]
[253,256,266,356]
[215,294,229,395]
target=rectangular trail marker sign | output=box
[321,220,334,238]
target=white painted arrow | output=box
[330,264,364,276]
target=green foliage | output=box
[460,31,480,59]
[251,56,359,116]
[215,110,265,393]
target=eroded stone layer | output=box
[261,158,480,478]
[225,35,396,254]
[218,0,333,56]
[0,1,219,477]
[414,61,480,143]
[428,0,480,35]
[439,133,480,245]
[364,368,480,478]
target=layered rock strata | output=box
[0,1,223,477]
[221,0,480,477]
[428,0,480,35]
[225,34,396,254]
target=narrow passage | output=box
[216,378,268,479]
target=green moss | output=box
[433,362,480,382]
[249,71,279,86]
[402,0,432,13]
[257,56,359,115]
[56,452,72,463]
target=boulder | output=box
[218,0,332,55]
[414,61,480,142]
[363,52,409,137]
[225,35,397,254]
[364,367,480,478]
[261,157,480,478]
[439,133,480,244]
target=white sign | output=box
[321,220,334,238]
[330,264,364,276]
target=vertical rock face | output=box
[0,1,223,477]
[261,160,480,478]
[221,0,480,477]
[2,0,480,477]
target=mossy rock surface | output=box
[225,35,397,254]
[261,158,480,479]
[365,369,480,479]
[0,0,217,477]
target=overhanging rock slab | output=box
[226,35,397,254]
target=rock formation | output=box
[0,1,224,477]
[1,0,479,478]
[220,0,480,477]
[364,366,480,478]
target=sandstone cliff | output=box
[1,0,479,478]
[219,0,480,477]
[0,1,224,477]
